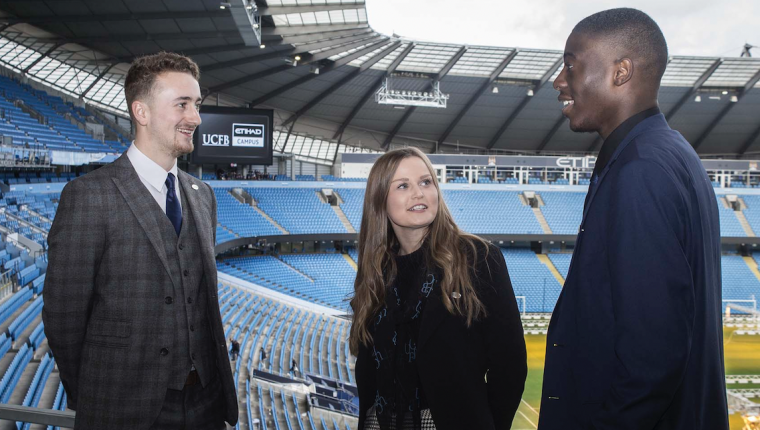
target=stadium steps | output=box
[22,208,53,226]
[218,222,238,238]
[281,391,302,430]
[0,298,35,340]
[537,254,565,286]
[7,358,39,406]
[228,188,289,235]
[259,386,276,430]
[0,283,16,307]
[85,107,134,141]
[276,257,316,283]
[3,211,48,238]
[272,389,290,430]
[331,205,356,234]
[16,313,44,350]
[531,207,553,234]
[312,408,357,430]
[12,101,45,125]
[342,253,357,271]
[735,211,756,237]
[28,369,62,430]
[742,256,760,283]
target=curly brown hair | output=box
[124,51,200,121]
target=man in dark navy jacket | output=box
[538,8,729,430]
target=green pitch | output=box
[510,327,760,430]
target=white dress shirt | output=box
[126,143,182,214]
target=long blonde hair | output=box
[349,147,487,355]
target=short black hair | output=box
[573,8,668,83]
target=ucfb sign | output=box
[556,156,597,169]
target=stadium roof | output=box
[1,0,759,160]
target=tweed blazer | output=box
[42,153,238,429]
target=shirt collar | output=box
[126,142,179,193]
[593,106,661,178]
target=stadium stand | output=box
[214,189,283,238]
[740,195,760,235]
[4,1,760,425]
[0,76,119,153]
[717,195,747,237]
[335,189,365,232]
[547,253,572,279]
[540,192,584,235]
[0,184,757,427]
[245,188,347,234]
[280,254,355,309]
[502,249,561,313]
[444,190,543,234]
[321,175,366,182]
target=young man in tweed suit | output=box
[43,52,238,429]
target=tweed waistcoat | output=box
[156,185,217,390]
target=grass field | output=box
[509,327,760,430]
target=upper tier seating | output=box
[739,195,760,236]
[717,196,746,237]
[540,192,584,234]
[335,189,365,231]
[321,175,366,182]
[443,190,543,234]
[0,76,121,153]
[246,188,346,234]
[214,189,282,238]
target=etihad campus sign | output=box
[202,123,265,148]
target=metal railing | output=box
[0,404,75,428]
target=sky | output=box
[365,0,759,57]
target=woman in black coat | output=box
[349,147,527,430]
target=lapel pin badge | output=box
[451,292,461,299]
[192,184,199,190]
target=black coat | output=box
[355,243,527,430]
[538,114,729,430]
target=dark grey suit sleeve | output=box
[42,179,105,410]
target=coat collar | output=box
[110,153,215,291]
[111,153,179,290]
[582,113,670,222]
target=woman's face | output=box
[386,156,439,239]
